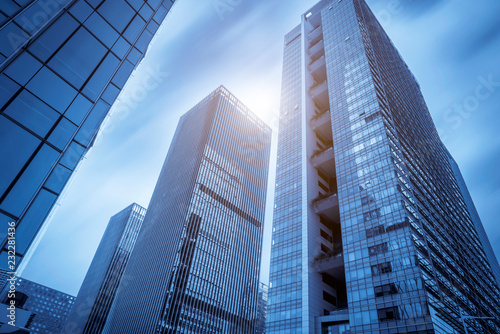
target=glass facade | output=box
[102,86,272,333]
[0,277,75,334]
[268,0,500,333]
[63,203,146,334]
[0,0,176,277]
[255,282,268,334]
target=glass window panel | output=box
[48,117,78,150]
[14,0,66,34]
[82,52,120,100]
[4,90,59,137]
[153,5,168,24]
[69,0,93,23]
[44,164,71,194]
[123,15,145,44]
[98,0,135,33]
[64,94,92,125]
[49,26,107,88]
[14,189,57,255]
[0,2,21,16]
[29,13,79,61]
[139,3,153,20]
[84,12,119,47]
[0,116,40,195]
[5,52,43,86]
[146,19,159,34]
[74,99,110,146]
[0,145,59,217]
[86,0,102,9]
[0,74,21,109]
[101,83,120,104]
[148,0,161,10]
[126,0,144,11]
[111,37,131,59]
[135,29,153,51]
[126,47,142,65]
[0,22,29,58]
[111,60,134,88]
[26,66,78,112]
[60,141,85,170]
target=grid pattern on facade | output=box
[0,0,175,277]
[102,86,271,334]
[63,203,146,334]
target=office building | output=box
[267,0,500,333]
[103,86,272,333]
[0,0,176,277]
[0,277,75,334]
[255,282,268,334]
[446,150,500,288]
[63,203,146,334]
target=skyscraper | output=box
[268,0,500,333]
[0,277,75,334]
[0,0,176,276]
[445,150,500,288]
[103,86,272,333]
[63,203,146,334]
[255,282,269,334]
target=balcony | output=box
[308,55,326,82]
[308,25,323,45]
[312,191,339,217]
[310,111,332,142]
[308,39,324,60]
[314,250,344,280]
[311,147,335,177]
[310,80,329,108]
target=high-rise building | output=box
[267,0,500,333]
[255,282,268,334]
[63,203,146,334]
[446,150,500,288]
[0,0,176,277]
[103,86,272,333]
[0,277,75,334]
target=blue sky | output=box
[22,0,500,296]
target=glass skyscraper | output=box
[0,0,176,276]
[0,277,75,334]
[103,86,272,333]
[63,203,146,334]
[255,282,269,334]
[267,0,500,333]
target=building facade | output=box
[103,86,272,333]
[63,203,146,334]
[446,150,500,288]
[255,282,268,334]
[0,277,75,334]
[267,0,500,333]
[0,0,176,277]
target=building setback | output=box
[267,0,500,333]
[63,203,146,334]
[103,86,272,333]
[0,0,176,279]
[0,277,75,334]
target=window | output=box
[49,27,107,88]
[98,0,135,33]
[111,60,134,88]
[69,0,93,23]
[321,243,331,253]
[320,229,333,243]
[369,242,388,256]
[29,14,79,61]
[26,67,77,113]
[5,52,43,86]
[59,141,85,170]
[0,23,29,58]
[371,261,392,276]
[111,37,131,59]
[14,190,57,255]
[3,90,60,137]
[83,53,120,100]
[363,208,381,221]
[123,15,146,43]
[64,94,93,125]
[377,306,400,321]
[0,116,40,195]
[74,100,110,146]
[323,291,337,306]
[0,145,59,217]
[84,12,119,47]
[374,283,398,297]
[48,118,78,150]
[366,224,385,238]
